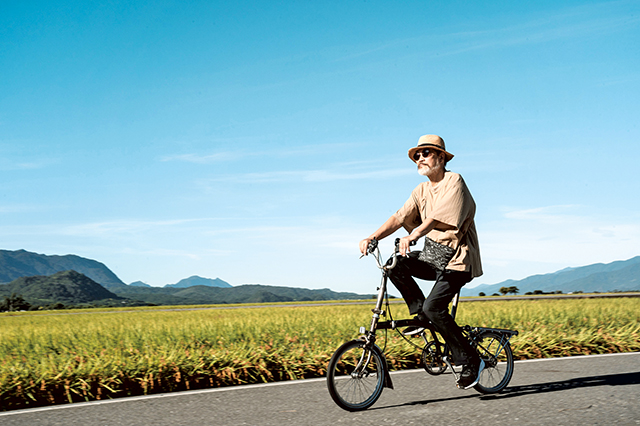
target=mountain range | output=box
[112,283,370,305]
[129,276,232,288]
[164,276,232,288]
[1,249,639,309]
[0,249,125,289]
[0,250,230,290]
[0,249,370,308]
[460,256,640,297]
[0,270,126,307]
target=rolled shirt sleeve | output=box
[393,190,423,234]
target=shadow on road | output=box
[376,371,640,410]
[484,371,640,400]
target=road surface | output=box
[1,352,639,425]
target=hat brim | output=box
[408,144,454,163]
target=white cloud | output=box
[0,204,44,213]
[159,141,365,165]
[441,11,640,56]
[476,204,640,284]
[198,166,410,184]
[0,214,375,289]
[0,158,58,171]
[160,152,239,164]
[56,219,203,237]
[336,2,640,66]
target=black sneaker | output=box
[402,326,425,336]
[457,359,485,389]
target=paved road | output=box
[2,352,639,426]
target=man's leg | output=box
[422,270,484,389]
[388,252,436,315]
[422,270,477,365]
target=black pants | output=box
[389,251,479,366]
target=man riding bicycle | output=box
[359,134,484,389]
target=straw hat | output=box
[408,135,454,163]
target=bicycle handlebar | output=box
[365,237,416,271]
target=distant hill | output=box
[0,249,372,307]
[7,249,636,308]
[0,270,125,306]
[164,276,232,288]
[0,249,126,289]
[112,284,371,305]
[461,256,640,297]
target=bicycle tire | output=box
[422,340,448,375]
[326,340,386,411]
[473,331,514,394]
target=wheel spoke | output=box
[474,332,514,394]
[327,340,386,411]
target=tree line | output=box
[0,293,31,312]
[478,286,520,297]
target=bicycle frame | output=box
[359,238,518,382]
[361,238,441,343]
[327,238,519,411]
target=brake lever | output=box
[394,237,417,257]
[360,237,379,258]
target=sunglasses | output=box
[412,148,438,161]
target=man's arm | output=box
[397,217,452,256]
[359,215,403,255]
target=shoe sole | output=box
[461,359,485,390]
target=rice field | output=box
[1,297,639,411]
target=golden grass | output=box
[1,297,638,410]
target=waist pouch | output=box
[418,237,455,271]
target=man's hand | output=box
[359,237,375,256]
[359,216,403,256]
[398,235,418,257]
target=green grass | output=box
[1,297,638,410]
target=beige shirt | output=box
[393,172,483,277]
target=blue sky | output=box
[1,0,639,294]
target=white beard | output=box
[418,165,430,176]
[418,161,444,178]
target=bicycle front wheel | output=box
[474,331,514,394]
[326,340,386,411]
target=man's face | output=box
[416,149,444,177]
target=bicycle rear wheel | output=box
[327,340,386,411]
[474,331,514,394]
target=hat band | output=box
[417,143,445,151]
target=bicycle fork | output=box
[357,272,395,390]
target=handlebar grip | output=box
[394,238,418,251]
[367,237,379,254]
